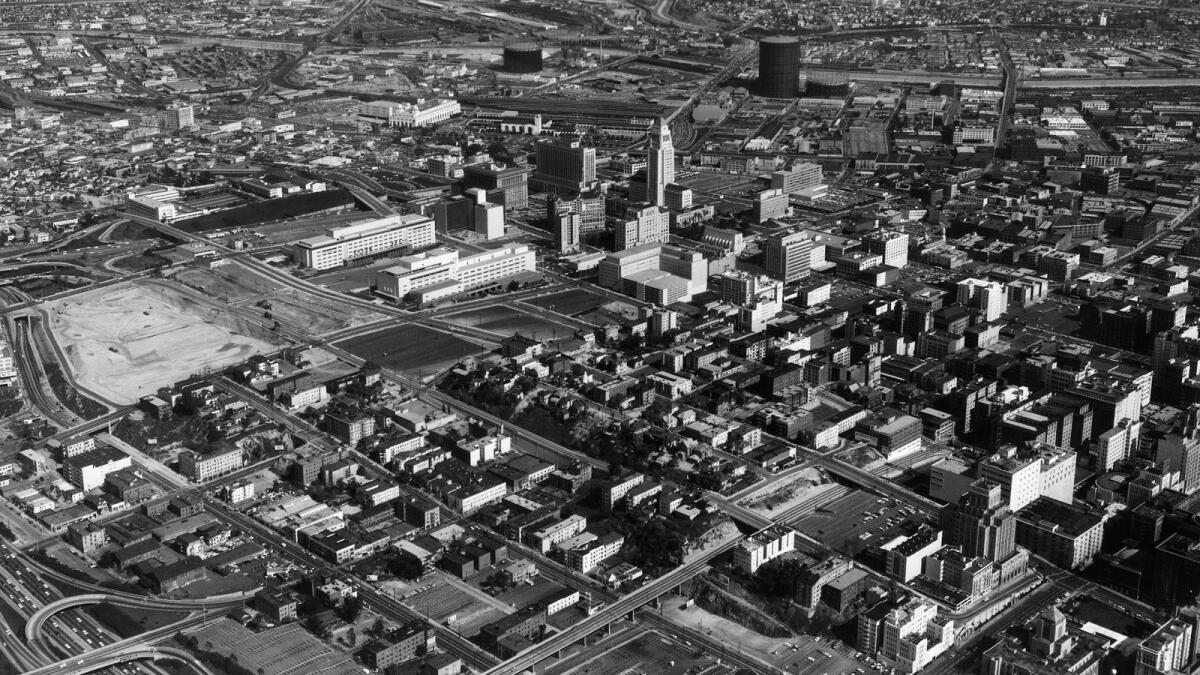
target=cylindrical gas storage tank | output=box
[504,43,543,73]
[758,36,800,99]
[802,70,849,97]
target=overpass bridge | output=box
[25,591,254,643]
[27,644,216,675]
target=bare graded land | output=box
[737,467,834,515]
[173,264,387,333]
[46,281,285,404]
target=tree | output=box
[750,557,808,598]
[370,617,385,637]
[346,627,357,647]
[340,595,363,623]
[389,553,424,581]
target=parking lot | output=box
[792,490,924,557]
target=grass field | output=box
[335,324,485,376]
[442,305,569,340]
[522,288,609,316]
[111,251,172,273]
[106,221,165,242]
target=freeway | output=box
[204,498,499,672]
[517,47,675,98]
[634,0,709,31]
[479,536,752,675]
[25,592,253,643]
[994,28,1016,152]
[26,627,219,675]
[805,452,940,516]
[498,533,776,674]
[212,377,339,453]
[8,315,74,428]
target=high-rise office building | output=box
[664,183,692,211]
[161,104,194,130]
[939,479,1016,562]
[549,188,605,238]
[550,202,581,253]
[616,204,670,250]
[771,163,823,194]
[532,139,596,195]
[754,189,788,223]
[646,118,675,207]
[871,598,955,673]
[1150,405,1200,493]
[1136,611,1200,675]
[956,278,1008,322]
[463,163,530,210]
[862,230,909,269]
[763,230,813,283]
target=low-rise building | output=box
[567,532,624,573]
[361,622,435,670]
[178,444,243,483]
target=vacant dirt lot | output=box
[174,263,386,333]
[46,281,285,403]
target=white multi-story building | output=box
[64,446,131,490]
[863,230,909,269]
[178,445,244,482]
[647,371,694,400]
[446,480,507,514]
[646,118,675,207]
[457,433,512,466]
[544,589,581,615]
[770,163,823,194]
[0,340,16,385]
[160,104,194,130]
[373,245,536,302]
[294,214,436,270]
[1135,617,1196,675]
[878,599,955,673]
[956,278,1007,322]
[598,243,707,305]
[979,445,1075,512]
[602,473,645,510]
[360,480,400,507]
[567,532,625,573]
[226,480,255,504]
[126,193,177,222]
[475,201,504,240]
[529,514,588,554]
[616,204,670,250]
[733,526,797,575]
[453,245,535,292]
[358,98,461,128]
[951,123,995,145]
[881,528,942,582]
[379,433,426,465]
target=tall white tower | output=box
[646,117,674,207]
